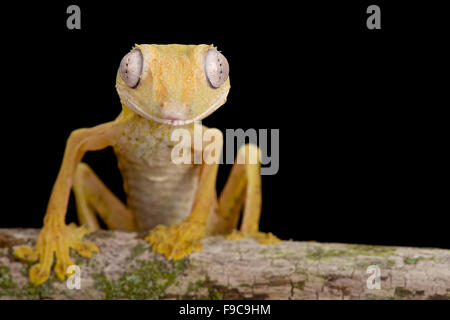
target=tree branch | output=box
[0,229,449,300]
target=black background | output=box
[1,1,447,249]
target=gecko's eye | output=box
[119,49,143,88]
[205,49,229,88]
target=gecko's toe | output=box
[14,246,39,263]
[226,230,281,245]
[29,263,51,286]
[146,222,204,260]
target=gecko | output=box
[15,44,280,285]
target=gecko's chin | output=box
[127,103,196,126]
[157,117,195,126]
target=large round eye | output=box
[205,49,229,88]
[119,49,143,88]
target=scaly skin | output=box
[15,44,280,285]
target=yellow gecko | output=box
[15,44,280,285]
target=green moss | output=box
[345,244,396,257]
[208,287,224,300]
[403,256,423,265]
[183,279,204,298]
[403,255,435,265]
[306,244,396,261]
[365,293,394,300]
[20,264,31,277]
[72,251,87,266]
[130,244,148,259]
[13,280,56,299]
[356,259,396,269]
[181,276,271,300]
[92,259,185,300]
[394,287,414,298]
[383,260,396,268]
[258,247,299,260]
[0,266,16,291]
[182,278,223,300]
[294,280,305,290]
[306,247,347,260]
[1,265,57,299]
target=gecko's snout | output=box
[158,102,191,121]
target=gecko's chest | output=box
[113,118,200,231]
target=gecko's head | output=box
[116,44,230,126]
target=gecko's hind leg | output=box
[73,162,136,231]
[211,144,280,244]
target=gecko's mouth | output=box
[116,86,229,126]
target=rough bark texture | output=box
[0,229,449,300]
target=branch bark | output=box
[1,229,449,300]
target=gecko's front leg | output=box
[14,121,123,285]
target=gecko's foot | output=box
[14,223,98,285]
[145,221,205,260]
[226,230,281,245]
